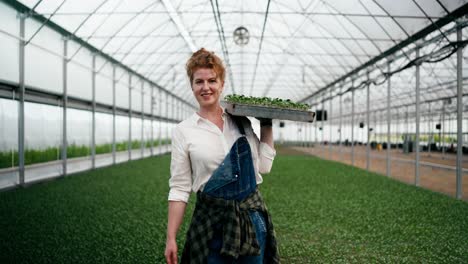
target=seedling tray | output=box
[221,101,315,122]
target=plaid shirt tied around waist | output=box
[181,189,280,263]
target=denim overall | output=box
[203,115,267,263]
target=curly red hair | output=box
[186,48,225,85]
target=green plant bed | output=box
[0,147,61,168]
[95,143,112,155]
[224,94,310,110]
[0,154,467,263]
[131,140,141,150]
[160,138,171,145]
[0,150,17,168]
[67,144,89,158]
[116,141,128,152]
[0,140,173,169]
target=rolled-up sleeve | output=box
[168,127,192,203]
[245,118,276,174]
[258,142,276,174]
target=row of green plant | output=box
[0,139,171,169]
[370,134,458,143]
[406,134,457,143]
[224,94,310,110]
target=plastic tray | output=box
[221,101,315,122]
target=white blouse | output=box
[168,110,276,203]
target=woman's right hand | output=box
[165,239,178,264]
[165,201,187,264]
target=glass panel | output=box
[0,99,18,189]
[95,112,113,168]
[0,99,18,168]
[115,70,129,109]
[143,119,152,157]
[160,91,167,119]
[25,18,62,52]
[167,122,175,152]
[394,18,430,36]
[131,117,142,159]
[153,118,162,154]
[438,0,468,12]
[67,41,92,100]
[0,2,19,36]
[25,45,62,93]
[66,108,91,174]
[0,2,19,83]
[95,112,112,154]
[161,121,170,148]
[95,72,113,106]
[376,0,424,17]
[131,79,142,112]
[24,20,63,92]
[67,61,92,100]
[0,32,19,84]
[24,102,62,183]
[115,115,129,163]
[143,84,152,115]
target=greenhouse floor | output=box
[290,145,468,200]
[1,153,467,263]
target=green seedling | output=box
[225,94,310,110]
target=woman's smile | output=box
[192,68,224,108]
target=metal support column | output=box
[366,76,370,171]
[351,81,355,166]
[441,103,445,158]
[395,111,400,150]
[374,111,378,147]
[175,100,179,122]
[112,65,116,164]
[339,87,342,160]
[415,48,421,186]
[91,55,96,169]
[428,102,432,154]
[386,61,391,177]
[321,99,324,152]
[456,26,463,199]
[128,74,132,160]
[159,90,163,154]
[61,38,68,176]
[18,14,26,186]
[172,94,175,122]
[305,122,308,147]
[180,101,183,120]
[406,106,409,136]
[166,92,169,151]
[172,70,176,122]
[141,81,144,158]
[308,118,312,147]
[178,100,181,121]
[314,102,318,146]
[150,86,154,156]
[329,89,332,160]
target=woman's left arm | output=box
[257,119,276,174]
[260,124,274,149]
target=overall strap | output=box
[228,112,246,135]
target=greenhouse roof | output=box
[8,0,468,111]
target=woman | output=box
[164,48,279,264]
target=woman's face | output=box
[191,68,224,109]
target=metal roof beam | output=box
[299,2,468,103]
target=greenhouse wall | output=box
[0,2,194,190]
